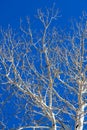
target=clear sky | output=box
[0,1,87,129]
[0,0,87,27]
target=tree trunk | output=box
[75,83,85,130]
[52,124,56,130]
[51,113,57,130]
[75,104,85,130]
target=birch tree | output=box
[0,6,87,130]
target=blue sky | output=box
[0,0,87,129]
[0,0,87,27]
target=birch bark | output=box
[75,82,85,130]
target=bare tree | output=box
[0,5,87,130]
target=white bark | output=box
[75,104,85,130]
[51,113,57,130]
[75,83,86,130]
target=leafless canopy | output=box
[0,6,87,130]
